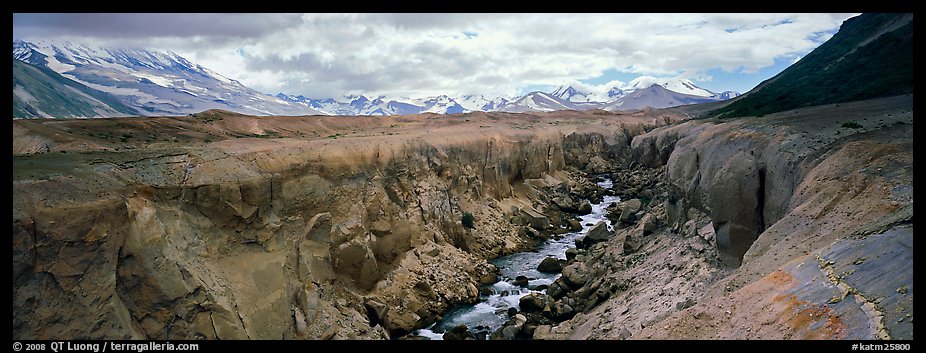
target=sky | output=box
[12,13,858,100]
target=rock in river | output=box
[519,293,553,313]
[537,257,565,273]
[515,275,530,287]
[577,200,593,215]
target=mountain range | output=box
[12,40,740,119]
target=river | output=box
[415,178,619,339]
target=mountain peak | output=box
[12,40,741,118]
[12,40,324,117]
[626,77,715,97]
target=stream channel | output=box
[415,177,619,339]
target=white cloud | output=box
[14,13,858,99]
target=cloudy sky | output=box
[13,13,858,99]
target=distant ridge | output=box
[13,59,138,119]
[711,13,913,118]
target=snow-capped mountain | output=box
[498,91,577,113]
[13,59,138,119]
[457,94,510,112]
[13,40,323,116]
[546,78,735,109]
[550,84,627,103]
[414,95,466,114]
[606,87,626,100]
[711,91,742,100]
[279,79,738,115]
[13,40,741,118]
[275,94,469,116]
[602,84,723,111]
[551,85,594,103]
[626,76,716,97]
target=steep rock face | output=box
[539,96,912,341]
[623,95,913,339]
[13,111,664,339]
[630,96,909,266]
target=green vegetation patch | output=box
[711,14,912,119]
[462,212,476,229]
[842,121,863,129]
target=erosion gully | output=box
[415,177,619,340]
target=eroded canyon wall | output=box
[12,112,651,339]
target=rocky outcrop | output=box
[533,95,914,340]
[12,110,672,340]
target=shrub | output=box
[842,122,863,129]
[462,212,476,229]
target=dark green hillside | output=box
[13,59,138,118]
[712,13,912,119]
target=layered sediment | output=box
[13,95,913,340]
[12,109,676,339]
[528,95,913,340]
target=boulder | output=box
[522,324,538,337]
[514,314,528,327]
[493,325,520,340]
[519,208,551,230]
[566,219,583,232]
[507,307,518,317]
[698,223,715,242]
[561,263,589,289]
[577,200,593,215]
[515,275,530,287]
[519,293,553,313]
[522,226,541,239]
[537,257,565,273]
[623,230,644,254]
[585,221,611,243]
[640,213,657,236]
[574,236,586,249]
[552,196,578,213]
[551,302,575,322]
[443,324,476,340]
[546,280,568,299]
[478,271,499,285]
[565,248,579,262]
[384,310,422,337]
[619,202,641,223]
[621,199,642,214]
[575,282,599,300]
[491,314,528,340]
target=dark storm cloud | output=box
[13,13,302,40]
